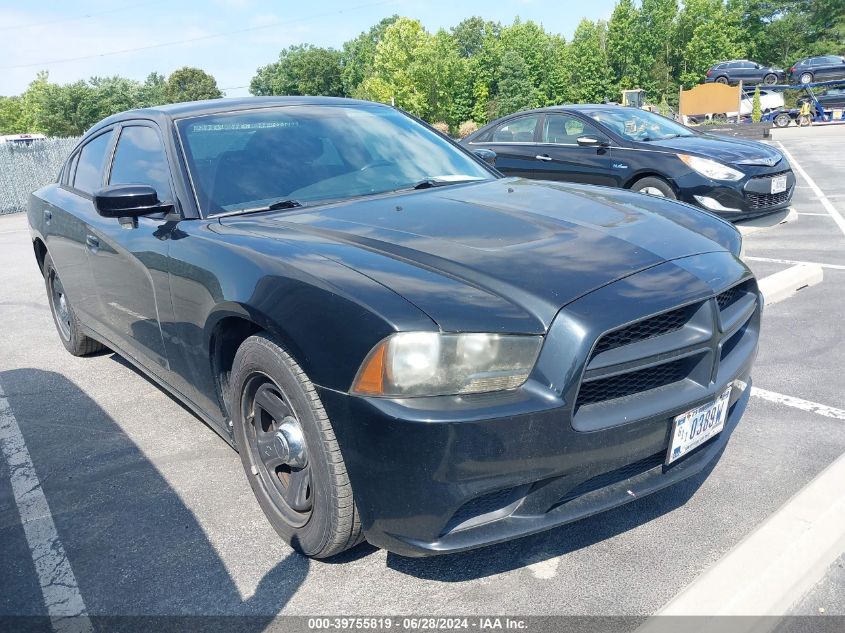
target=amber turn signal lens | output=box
[351,341,386,395]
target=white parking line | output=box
[751,387,845,420]
[746,256,845,271]
[0,381,92,633]
[797,212,833,217]
[775,141,845,237]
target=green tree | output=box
[138,72,167,107]
[356,17,430,114]
[491,50,536,118]
[633,0,678,96]
[250,44,344,97]
[607,0,640,90]
[752,85,762,122]
[164,67,222,103]
[340,15,400,97]
[89,76,143,119]
[564,19,617,104]
[680,3,745,87]
[0,96,24,134]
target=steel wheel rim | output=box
[242,373,312,527]
[49,270,72,341]
[639,186,665,197]
[775,114,790,127]
[800,73,812,84]
[764,75,776,85]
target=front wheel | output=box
[231,334,363,559]
[763,74,777,85]
[631,176,676,199]
[43,253,105,356]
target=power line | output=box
[0,0,397,70]
[0,1,166,32]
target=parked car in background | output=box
[789,55,845,84]
[705,60,785,85]
[28,97,759,559]
[462,105,795,220]
[741,88,785,114]
[797,86,845,111]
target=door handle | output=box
[535,154,552,161]
[85,235,99,253]
[43,209,52,224]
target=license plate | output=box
[667,388,732,464]
[771,175,787,194]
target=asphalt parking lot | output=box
[1,128,844,627]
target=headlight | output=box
[351,332,542,397]
[679,154,744,181]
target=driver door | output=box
[86,122,175,371]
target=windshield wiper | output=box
[410,177,482,190]
[218,199,304,217]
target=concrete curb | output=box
[637,451,845,630]
[736,207,797,236]
[757,263,823,306]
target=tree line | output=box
[0,67,223,137]
[1,0,841,137]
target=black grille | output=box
[716,286,742,311]
[592,306,690,357]
[576,358,689,407]
[746,189,790,209]
[555,452,665,507]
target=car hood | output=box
[224,178,740,333]
[644,134,784,167]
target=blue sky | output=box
[0,0,619,97]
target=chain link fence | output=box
[0,138,80,215]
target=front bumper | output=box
[320,253,761,557]
[677,168,796,221]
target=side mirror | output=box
[473,148,497,166]
[93,184,173,219]
[576,136,609,148]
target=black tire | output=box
[800,72,813,84]
[763,73,777,85]
[43,253,105,356]
[231,334,363,559]
[631,176,676,200]
[712,113,728,123]
[774,113,792,128]
[715,76,729,85]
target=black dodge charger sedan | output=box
[29,97,760,558]
[462,105,794,220]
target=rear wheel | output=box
[800,72,814,84]
[631,176,676,199]
[763,73,778,85]
[231,334,363,559]
[774,113,792,128]
[43,253,105,356]
[715,76,729,85]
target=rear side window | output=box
[73,132,112,195]
[109,125,172,201]
[490,115,539,142]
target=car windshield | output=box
[176,104,493,215]
[587,108,696,142]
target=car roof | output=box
[88,96,388,134]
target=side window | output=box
[63,152,80,186]
[108,125,172,201]
[542,115,602,144]
[73,132,113,195]
[490,115,540,142]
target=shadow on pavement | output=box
[0,368,308,624]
